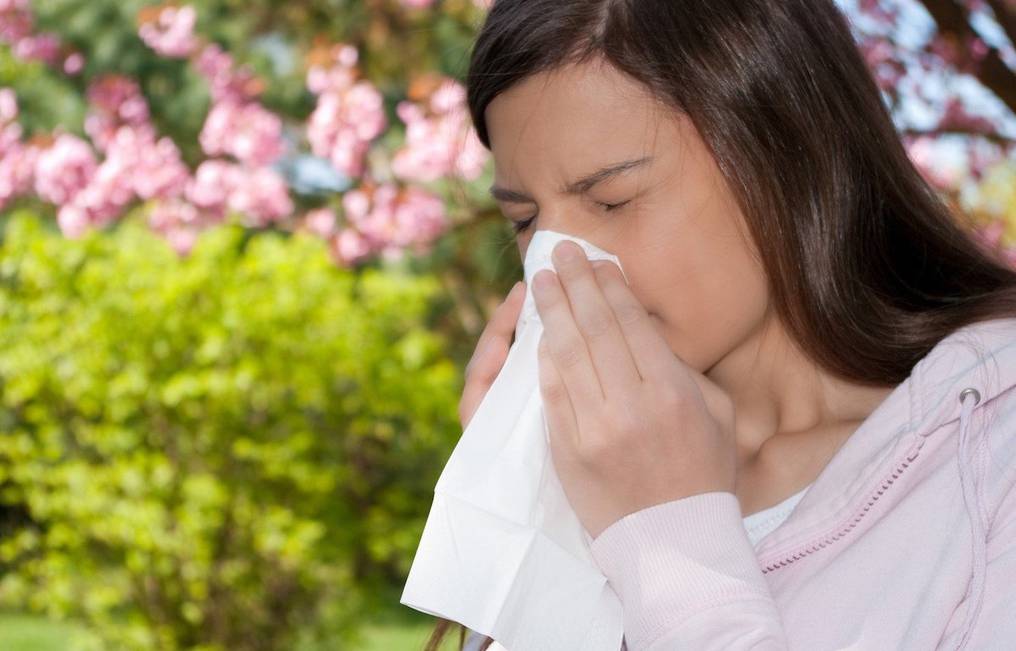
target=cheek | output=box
[629,242,768,371]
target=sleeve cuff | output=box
[589,491,775,650]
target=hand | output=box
[459,280,528,430]
[532,240,737,540]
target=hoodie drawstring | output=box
[954,386,987,651]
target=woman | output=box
[423,0,1016,649]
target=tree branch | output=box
[900,127,1016,147]
[917,0,1016,116]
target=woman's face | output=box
[484,58,770,374]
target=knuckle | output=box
[578,434,613,464]
[605,403,641,437]
[652,383,686,412]
[539,375,568,404]
[556,339,586,369]
[580,309,613,338]
[614,302,643,326]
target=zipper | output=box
[757,435,928,574]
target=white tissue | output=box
[400,229,629,651]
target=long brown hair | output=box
[423,0,1016,648]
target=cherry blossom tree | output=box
[1,0,1014,272]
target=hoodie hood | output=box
[754,316,1016,557]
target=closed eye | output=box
[598,200,630,212]
[511,200,630,234]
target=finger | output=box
[459,324,516,427]
[531,268,603,419]
[550,242,641,399]
[592,261,681,386]
[466,280,526,378]
[460,281,527,428]
[538,333,580,452]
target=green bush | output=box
[0,210,461,650]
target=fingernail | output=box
[534,269,556,293]
[555,241,580,262]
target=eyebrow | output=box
[488,155,653,203]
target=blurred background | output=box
[0,0,1013,649]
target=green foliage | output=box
[0,210,462,650]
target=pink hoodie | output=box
[588,316,1016,650]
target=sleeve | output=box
[588,490,789,651]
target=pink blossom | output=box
[859,37,906,92]
[938,96,996,135]
[904,135,962,191]
[307,81,386,178]
[0,0,65,67]
[123,131,190,200]
[138,5,198,59]
[199,99,286,167]
[428,79,465,113]
[164,227,198,255]
[339,182,448,256]
[966,140,1005,183]
[147,199,204,255]
[0,142,37,211]
[186,159,241,217]
[341,185,370,221]
[63,51,84,75]
[55,174,129,236]
[303,207,337,238]
[226,166,293,227]
[0,86,17,125]
[13,33,61,64]
[926,33,990,76]
[194,43,260,104]
[33,133,97,205]
[392,185,448,246]
[306,46,386,180]
[453,128,488,179]
[305,43,358,95]
[400,0,436,8]
[0,0,33,45]
[0,90,35,210]
[56,204,90,238]
[192,42,285,168]
[185,159,293,228]
[60,151,137,231]
[51,126,163,236]
[391,78,489,182]
[85,75,153,152]
[0,115,20,151]
[330,227,374,267]
[857,0,897,22]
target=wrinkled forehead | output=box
[484,61,670,183]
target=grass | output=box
[0,609,462,651]
[0,613,84,651]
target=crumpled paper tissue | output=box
[400,229,631,651]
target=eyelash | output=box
[511,200,630,234]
